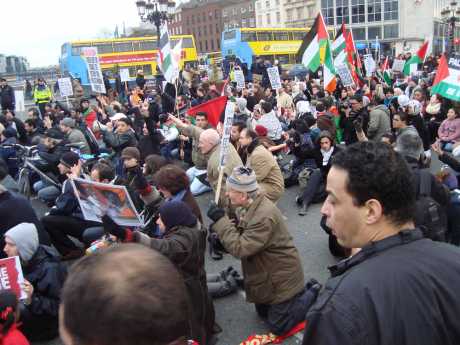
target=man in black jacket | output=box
[4,222,66,341]
[339,94,369,145]
[302,141,460,345]
[0,78,15,111]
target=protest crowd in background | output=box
[1,12,460,345]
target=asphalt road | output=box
[31,181,336,345]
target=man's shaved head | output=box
[199,128,220,154]
[60,244,191,345]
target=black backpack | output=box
[414,170,448,242]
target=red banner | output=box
[187,96,228,127]
[99,53,157,65]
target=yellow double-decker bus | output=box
[221,27,334,69]
[60,35,198,85]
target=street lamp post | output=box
[441,1,460,54]
[135,0,176,43]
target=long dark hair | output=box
[0,291,18,337]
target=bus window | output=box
[292,32,306,40]
[71,46,83,56]
[61,44,68,56]
[257,31,273,41]
[181,37,194,48]
[288,54,297,64]
[142,64,152,75]
[139,40,157,51]
[113,42,134,53]
[241,31,257,42]
[94,42,114,54]
[223,30,236,40]
[273,32,289,41]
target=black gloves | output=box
[304,278,322,311]
[133,167,149,191]
[102,214,126,240]
[207,202,226,223]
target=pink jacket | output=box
[438,118,460,142]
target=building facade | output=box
[255,0,286,28]
[283,0,320,28]
[171,0,225,54]
[0,55,6,74]
[320,0,459,56]
[222,0,257,30]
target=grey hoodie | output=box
[5,222,39,262]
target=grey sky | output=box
[0,0,144,67]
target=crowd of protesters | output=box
[0,50,459,345]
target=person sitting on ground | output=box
[438,108,460,152]
[255,101,283,142]
[0,291,30,345]
[60,244,194,345]
[296,131,341,216]
[169,113,213,196]
[198,128,242,206]
[102,117,138,156]
[103,201,216,345]
[207,166,321,336]
[238,128,284,203]
[23,118,42,146]
[4,223,66,342]
[59,117,91,154]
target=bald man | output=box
[60,244,192,345]
[199,128,242,206]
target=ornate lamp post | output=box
[441,1,460,54]
[136,0,176,42]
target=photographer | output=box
[339,94,369,145]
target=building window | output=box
[384,24,398,38]
[191,15,195,24]
[198,27,201,37]
[368,26,382,40]
[265,0,270,8]
[297,7,303,19]
[286,9,293,22]
[217,39,220,49]
[233,8,237,15]
[352,27,366,41]
[249,3,254,11]
[215,9,219,18]
[186,16,190,25]
[224,23,228,30]
[210,24,213,34]
[336,0,349,24]
[276,12,281,22]
[197,13,200,23]
[205,40,209,51]
[211,39,215,50]
[216,23,219,32]
[368,0,382,22]
[384,0,398,20]
[223,9,227,17]
[199,41,203,51]
[257,2,261,10]
[204,25,207,35]
[203,12,206,21]
[275,0,279,5]
[321,0,334,26]
[351,0,365,24]
[266,13,271,24]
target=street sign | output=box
[120,68,130,82]
[81,47,106,94]
[58,77,73,97]
[267,66,282,90]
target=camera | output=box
[353,116,363,132]
[208,230,227,260]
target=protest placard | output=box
[409,63,418,75]
[336,64,354,87]
[0,257,26,300]
[81,47,106,94]
[13,90,25,112]
[71,178,143,227]
[120,68,130,82]
[267,66,282,90]
[58,77,73,98]
[234,69,245,89]
[392,59,406,72]
[363,54,376,77]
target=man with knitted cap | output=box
[207,166,321,336]
[4,223,66,341]
[59,117,91,154]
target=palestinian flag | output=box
[158,22,175,83]
[345,31,361,86]
[187,96,228,127]
[431,53,460,102]
[377,56,392,86]
[296,13,329,72]
[324,40,337,93]
[403,40,429,76]
[332,23,347,68]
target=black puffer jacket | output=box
[21,245,67,341]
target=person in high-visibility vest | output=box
[33,78,52,118]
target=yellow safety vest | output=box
[33,86,52,104]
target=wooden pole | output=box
[214,168,225,204]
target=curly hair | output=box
[153,164,190,195]
[332,141,415,226]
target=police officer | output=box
[33,78,53,118]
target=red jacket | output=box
[2,325,30,345]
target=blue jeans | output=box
[187,166,212,196]
[160,141,178,160]
[33,180,60,203]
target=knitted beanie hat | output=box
[159,200,197,231]
[226,166,258,193]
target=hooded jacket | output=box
[367,104,391,141]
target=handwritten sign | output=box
[120,68,130,82]
[336,64,354,87]
[234,69,245,89]
[82,47,106,94]
[363,54,376,77]
[267,66,282,90]
[58,77,73,97]
[219,101,235,168]
[392,59,406,72]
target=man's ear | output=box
[364,198,383,225]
